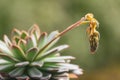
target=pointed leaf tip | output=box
[37,32,48,49]
[56,45,69,51]
[28,24,41,39]
[12,28,21,37]
[0,40,12,55]
[47,30,59,42]
[4,35,12,47]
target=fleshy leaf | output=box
[0,59,14,72]
[44,56,75,61]
[36,49,57,61]
[28,24,41,40]
[31,61,44,67]
[16,75,29,80]
[4,35,12,47]
[18,39,26,52]
[47,31,59,42]
[71,69,83,75]
[37,32,47,49]
[44,59,65,63]
[36,31,60,59]
[0,54,19,62]
[37,37,60,56]
[58,63,79,70]
[25,37,34,50]
[40,73,51,80]
[0,64,14,72]
[42,34,60,52]
[53,73,69,80]
[42,63,59,68]
[0,40,12,55]
[0,59,10,64]
[28,67,42,78]
[36,45,69,60]
[15,61,29,67]
[11,45,26,61]
[31,34,37,47]
[26,47,38,61]
[41,67,59,73]
[9,67,25,77]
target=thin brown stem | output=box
[56,17,86,38]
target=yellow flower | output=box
[85,13,100,53]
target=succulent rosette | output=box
[0,25,83,80]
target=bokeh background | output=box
[0,0,120,80]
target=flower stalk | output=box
[35,13,100,57]
[34,17,86,60]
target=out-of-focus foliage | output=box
[0,0,120,80]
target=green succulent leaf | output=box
[36,33,60,59]
[0,40,12,55]
[25,37,34,50]
[31,34,37,47]
[41,67,60,73]
[0,64,14,72]
[0,54,19,62]
[52,73,69,80]
[11,45,26,61]
[28,67,42,79]
[44,58,65,63]
[47,31,59,42]
[4,35,12,47]
[44,56,75,61]
[16,75,28,80]
[36,45,69,60]
[42,62,59,68]
[71,68,83,75]
[28,24,41,40]
[26,47,38,61]
[0,59,14,72]
[9,67,25,77]
[18,39,26,52]
[40,73,51,80]
[37,32,47,49]
[43,34,60,52]
[58,63,79,70]
[15,61,29,67]
[31,61,44,67]
[0,59,11,64]
[36,49,58,61]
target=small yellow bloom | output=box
[85,13,100,53]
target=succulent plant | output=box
[0,25,83,80]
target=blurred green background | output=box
[0,0,120,80]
